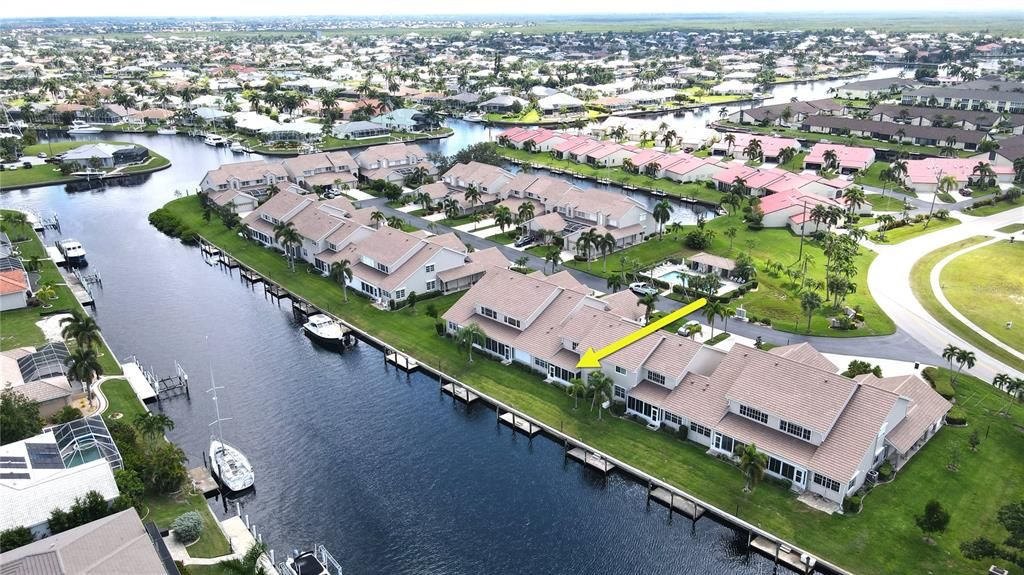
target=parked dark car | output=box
[514,235,533,248]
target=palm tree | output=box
[621,158,636,174]
[724,227,738,251]
[606,273,625,293]
[217,541,270,575]
[329,260,353,302]
[517,201,535,223]
[599,232,616,272]
[644,161,661,178]
[724,133,736,155]
[272,221,302,271]
[652,199,673,237]
[493,205,514,234]
[568,377,587,409]
[637,293,659,322]
[743,139,763,163]
[133,412,175,440]
[843,186,866,215]
[800,291,822,332]
[66,347,103,403]
[823,149,839,172]
[587,371,614,420]
[777,146,797,168]
[456,322,485,363]
[953,348,976,386]
[442,197,460,220]
[60,311,103,350]
[544,245,562,274]
[704,300,727,338]
[738,443,768,492]
[463,184,482,212]
[370,210,387,229]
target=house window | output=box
[376,262,389,273]
[689,422,711,437]
[779,419,812,441]
[571,342,579,351]
[548,364,576,382]
[425,264,435,273]
[647,370,666,385]
[813,473,841,493]
[713,432,736,453]
[504,316,521,329]
[664,411,683,426]
[481,307,498,320]
[739,404,769,424]
[534,357,549,371]
[426,280,437,291]
[613,385,625,399]
[767,457,804,485]
[614,365,626,375]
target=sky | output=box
[3,1,1022,19]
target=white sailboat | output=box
[207,369,254,493]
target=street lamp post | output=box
[924,168,942,230]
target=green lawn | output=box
[0,212,122,375]
[910,237,1024,374]
[156,194,1022,575]
[562,215,894,337]
[100,378,147,421]
[2,142,170,190]
[487,231,519,245]
[484,109,541,124]
[996,223,1024,234]
[855,161,910,192]
[500,147,723,204]
[865,193,908,212]
[873,217,960,244]
[967,198,1024,217]
[779,151,807,173]
[940,240,1023,354]
[143,494,231,558]
[439,212,488,228]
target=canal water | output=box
[0,70,896,572]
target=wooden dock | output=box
[240,268,262,284]
[264,282,289,300]
[498,411,541,436]
[120,361,158,404]
[45,246,66,266]
[188,467,220,497]
[648,486,705,520]
[567,447,615,474]
[63,274,94,307]
[200,243,220,257]
[385,349,419,371]
[750,535,814,574]
[442,382,478,404]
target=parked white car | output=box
[629,282,659,296]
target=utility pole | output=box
[796,200,809,263]
[924,168,942,229]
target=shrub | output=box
[878,460,894,481]
[764,475,792,490]
[148,208,198,245]
[172,512,203,544]
[434,319,445,336]
[51,405,82,424]
[945,406,967,426]
[921,367,955,400]
[843,494,863,513]
[0,526,34,552]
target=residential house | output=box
[371,108,437,132]
[728,98,844,126]
[0,416,122,537]
[354,143,437,184]
[1,343,75,419]
[200,160,289,208]
[710,133,801,162]
[900,85,1024,114]
[282,151,358,191]
[900,157,1015,194]
[687,252,736,279]
[479,95,529,114]
[836,78,920,100]
[802,143,876,174]
[800,116,988,151]
[0,509,175,575]
[60,144,149,169]
[869,104,1024,134]
[333,120,390,140]
[0,264,30,311]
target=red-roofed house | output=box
[0,269,30,311]
[902,157,1015,194]
[803,143,876,174]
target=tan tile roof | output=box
[643,335,703,380]
[288,205,344,242]
[242,189,311,224]
[768,342,837,373]
[599,290,644,322]
[725,347,858,435]
[807,384,899,481]
[528,212,567,231]
[630,380,671,406]
[203,159,288,187]
[689,252,736,271]
[358,227,422,267]
[716,412,817,468]
[863,374,951,454]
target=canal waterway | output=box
[0,69,898,572]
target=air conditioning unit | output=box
[988,566,1008,575]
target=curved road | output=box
[867,205,1024,381]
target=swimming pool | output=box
[658,271,690,285]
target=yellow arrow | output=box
[576,297,708,369]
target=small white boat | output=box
[157,125,177,135]
[229,141,247,153]
[204,134,228,146]
[67,120,102,134]
[57,239,87,266]
[462,112,483,122]
[302,314,351,348]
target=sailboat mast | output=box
[210,362,226,447]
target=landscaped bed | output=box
[157,194,1023,575]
